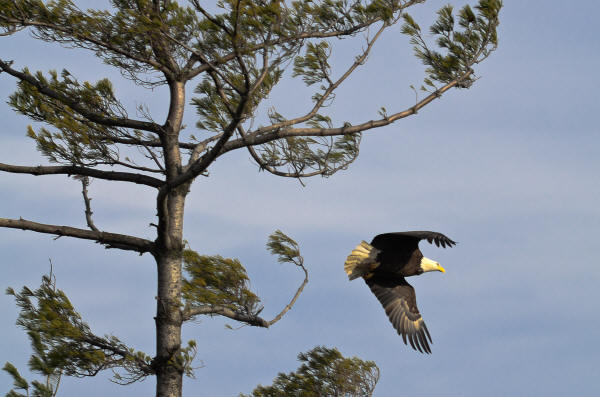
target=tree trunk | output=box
[154,190,186,397]
[154,77,187,397]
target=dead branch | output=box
[0,217,155,254]
[74,176,99,232]
[0,162,163,188]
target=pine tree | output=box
[241,346,380,397]
[0,1,502,396]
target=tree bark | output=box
[155,77,187,397]
[154,189,186,397]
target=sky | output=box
[1,1,599,396]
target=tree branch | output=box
[161,78,248,192]
[174,29,274,186]
[253,23,388,137]
[0,217,155,254]
[81,335,154,376]
[0,59,163,134]
[238,124,326,185]
[0,162,164,188]
[182,260,308,328]
[185,0,428,80]
[266,260,308,327]
[98,135,195,150]
[182,305,269,327]
[75,176,99,232]
[0,14,171,76]
[220,71,472,154]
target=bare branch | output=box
[266,260,308,326]
[0,217,155,254]
[75,176,99,232]
[100,158,165,174]
[190,0,232,35]
[0,162,164,188]
[99,135,195,150]
[140,144,166,173]
[182,305,268,327]
[186,133,224,165]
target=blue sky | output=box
[1,1,599,396]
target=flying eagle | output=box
[344,231,456,353]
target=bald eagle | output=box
[344,231,456,353]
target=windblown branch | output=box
[238,125,336,184]
[186,70,237,165]
[266,259,308,327]
[221,71,471,154]
[182,231,309,328]
[185,0,427,80]
[0,59,162,134]
[181,35,274,178]
[182,258,308,327]
[0,15,170,71]
[6,272,154,387]
[256,22,389,137]
[0,217,155,254]
[0,162,163,188]
[81,335,154,380]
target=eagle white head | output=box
[420,257,446,273]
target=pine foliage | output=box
[0,0,502,180]
[182,250,262,317]
[241,346,380,397]
[4,270,154,390]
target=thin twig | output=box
[267,261,308,326]
[75,176,99,232]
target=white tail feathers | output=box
[344,241,380,280]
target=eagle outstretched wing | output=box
[372,231,456,249]
[365,275,433,353]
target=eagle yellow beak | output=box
[420,257,446,273]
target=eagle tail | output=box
[344,241,380,280]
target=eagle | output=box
[344,231,456,353]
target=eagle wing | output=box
[372,231,456,249]
[365,276,433,353]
